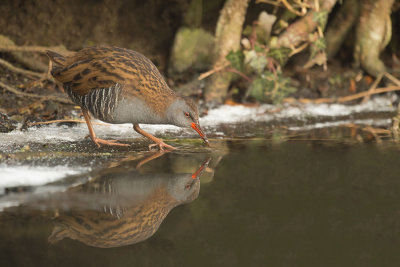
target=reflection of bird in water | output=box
[48,157,210,248]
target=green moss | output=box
[169,27,214,74]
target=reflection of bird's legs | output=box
[82,109,129,147]
[136,150,169,169]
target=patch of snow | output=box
[0,122,186,146]
[201,96,395,125]
[0,165,90,194]
[0,201,20,211]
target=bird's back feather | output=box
[47,46,176,116]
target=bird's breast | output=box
[111,95,167,125]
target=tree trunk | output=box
[277,0,338,48]
[204,0,250,105]
[325,0,360,59]
[353,0,394,77]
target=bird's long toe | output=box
[92,138,130,147]
[149,141,176,151]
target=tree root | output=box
[353,0,394,77]
[277,0,338,48]
[204,0,250,104]
[325,0,360,59]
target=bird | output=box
[46,46,209,150]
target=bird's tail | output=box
[46,50,66,66]
[46,50,67,76]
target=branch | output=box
[198,63,252,83]
[277,0,338,47]
[284,85,400,104]
[198,61,230,80]
[338,85,400,103]
[0,45,72,55]
[0,58,43,78]
[384,72,400,87]
[0,81,72,104]
[361,73,382,103]
[281,0,307,16]
[225,67,253,82]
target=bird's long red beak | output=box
[191,122,209,146]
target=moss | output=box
[169,27,214,74]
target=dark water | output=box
[1,139,400,266]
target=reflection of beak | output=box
[191,122,209,146]
[191,157,212,179]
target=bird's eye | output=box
[184,112,190,118]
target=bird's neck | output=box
[165,96,185,126]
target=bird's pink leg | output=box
[133,124,176,151]
[82,109,129,147]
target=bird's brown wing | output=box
[50,46,174,99]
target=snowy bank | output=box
[1,96,396,146]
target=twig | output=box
[256,0,310,14]
[255,0,283,7]
[281,0,306,16]
[338,86,400,102]
[22,59,56,88]
[284,85,400,104]
[289,43,309,57]
[314,0,319,12]
[361,126,391,135]
[384,72,400,87]
[0,58,43,78]
[362,126,383,144]
[226,67,253,82]
[29,119,110,127]
[293,0,312,9]
[0,45,72,55]
[198,62,230,80]
[392,102,400,142]
[0,81,72,104]
[198,62,252,83]
[361,74,382,103]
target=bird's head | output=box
[167,96,209,146]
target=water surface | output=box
[1,135,400,266]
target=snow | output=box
[201,96,395,124]
[0,165,90,194]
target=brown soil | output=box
[0,0,189,71]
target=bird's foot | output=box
[92,138,130,148]
[149,141,176,151]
